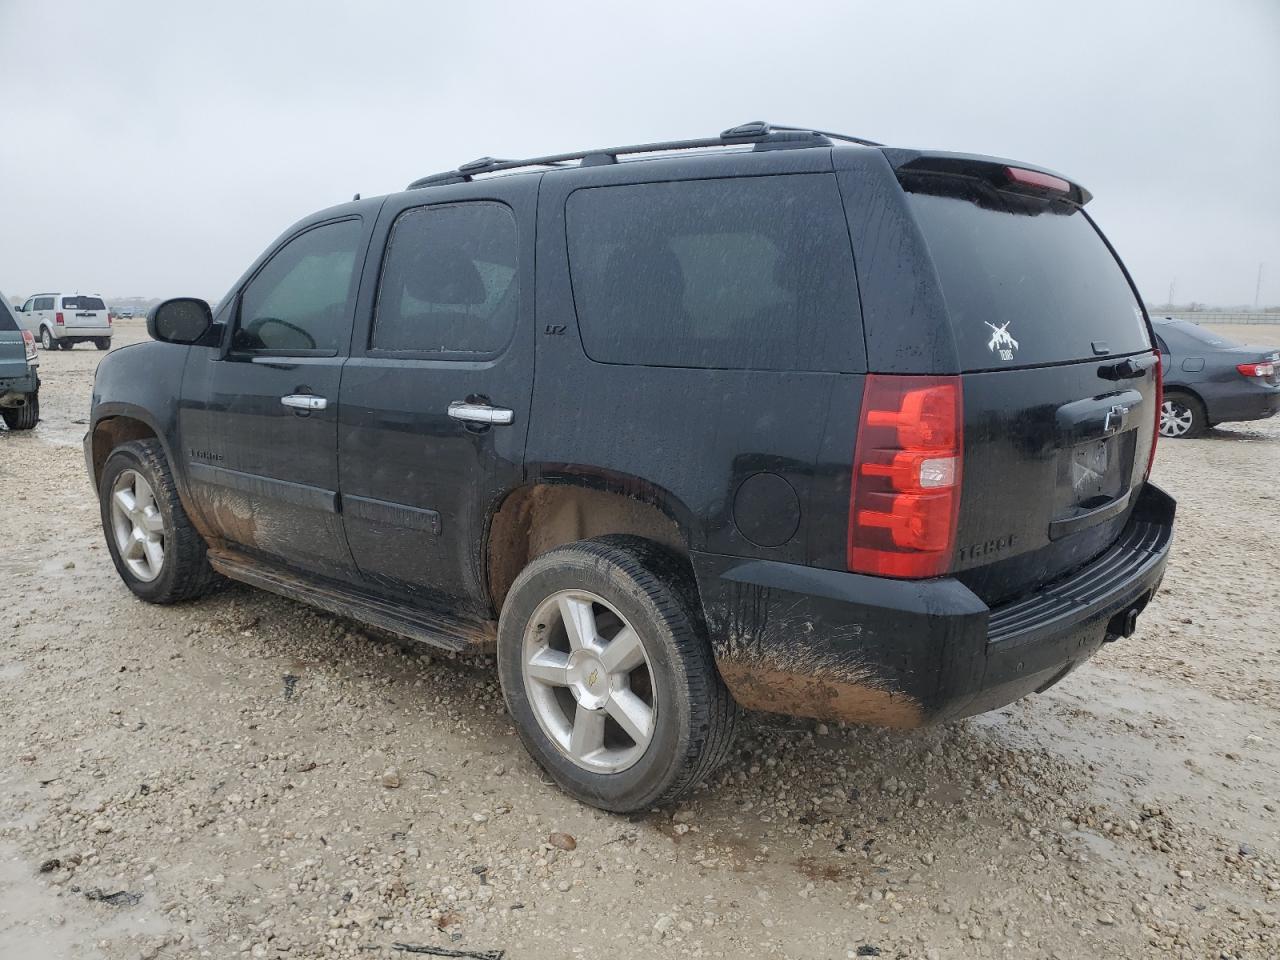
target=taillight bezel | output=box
[1146,349,1163,479]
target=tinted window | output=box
[0,301,16,332]
[62,296,106,310]
[233,219,363,354]
[906,189,1149,369]
[566,175,862,371]
[372,203,518,355]
[36,297,55,311]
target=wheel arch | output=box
[485,472,696,614]
[1162,384,1209,421]
[89,411,164,489]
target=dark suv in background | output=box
[86,123,1174,811]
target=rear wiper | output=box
[1097,354,1157,381]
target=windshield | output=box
[906,186,1150,370]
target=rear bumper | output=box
[1207,385,1280,425]
[0,369,39,398]
[58,327,112,339]
[693,482,1175,728]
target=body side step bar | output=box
[206,547,497,653]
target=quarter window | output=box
[565,174,863,371]
[372,202,518,356]
[232,219,364,355]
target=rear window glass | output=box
[1164,320,1236,347]
[566,174,863,371]
[906,188,1149,370]
[0,302,16,331]
[62,296,106,311]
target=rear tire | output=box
[99,439,223,603]
[0,394,38,430]
[94,338,111,350]
[58,339,73,350]
[40,327,54,350]
[1160,392,1206,438]
[497,535,738,812]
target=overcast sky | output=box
[1,0,1277,307]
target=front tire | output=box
[497,536,738,812]
[99,439,222,603]
[0,394,38,430]
[1160,392,1207,438]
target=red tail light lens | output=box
[1146,350,1162,479]
[55,311,65,325]
[1237,361,1275,378]
[848,375,963,579]
[1005,166,1071,194]
[21,330,37,361]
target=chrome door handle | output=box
[281,394,327,411]
[448,401,513,425]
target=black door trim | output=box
[342,494,441,535]
[188,461,338,514]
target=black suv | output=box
[86,123,1175,811]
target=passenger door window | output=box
[371,202,518,357]
[36,297,54,311]
[232,218,364,355]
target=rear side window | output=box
[0,301,16,331]
[62,296,106,311]
[35,297,55,311]
[906,188,1149,369]
[566,174,863,371]
[372,202,518,356]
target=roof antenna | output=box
[352,193,361,201]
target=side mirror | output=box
[148,297,214,344]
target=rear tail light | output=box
[21,329,36,361]
[1237,361,1275,378]
[55,311,64,325]
[1146,350,1162,479]
[848,375,963,579]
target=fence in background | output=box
[1152,311,1280,325]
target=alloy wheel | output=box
[520,590,656,774]
[110,469,166,581]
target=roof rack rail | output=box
[406,121,881,190]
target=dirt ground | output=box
[2,320,1278,960]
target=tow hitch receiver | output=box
[1104,591,1151,642]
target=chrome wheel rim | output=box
[521,590,656,774]
[1160,399,1194,437]
[110,470,166,582]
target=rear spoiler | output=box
[882,148,1092,206]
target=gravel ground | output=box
[1,321,1278,960]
